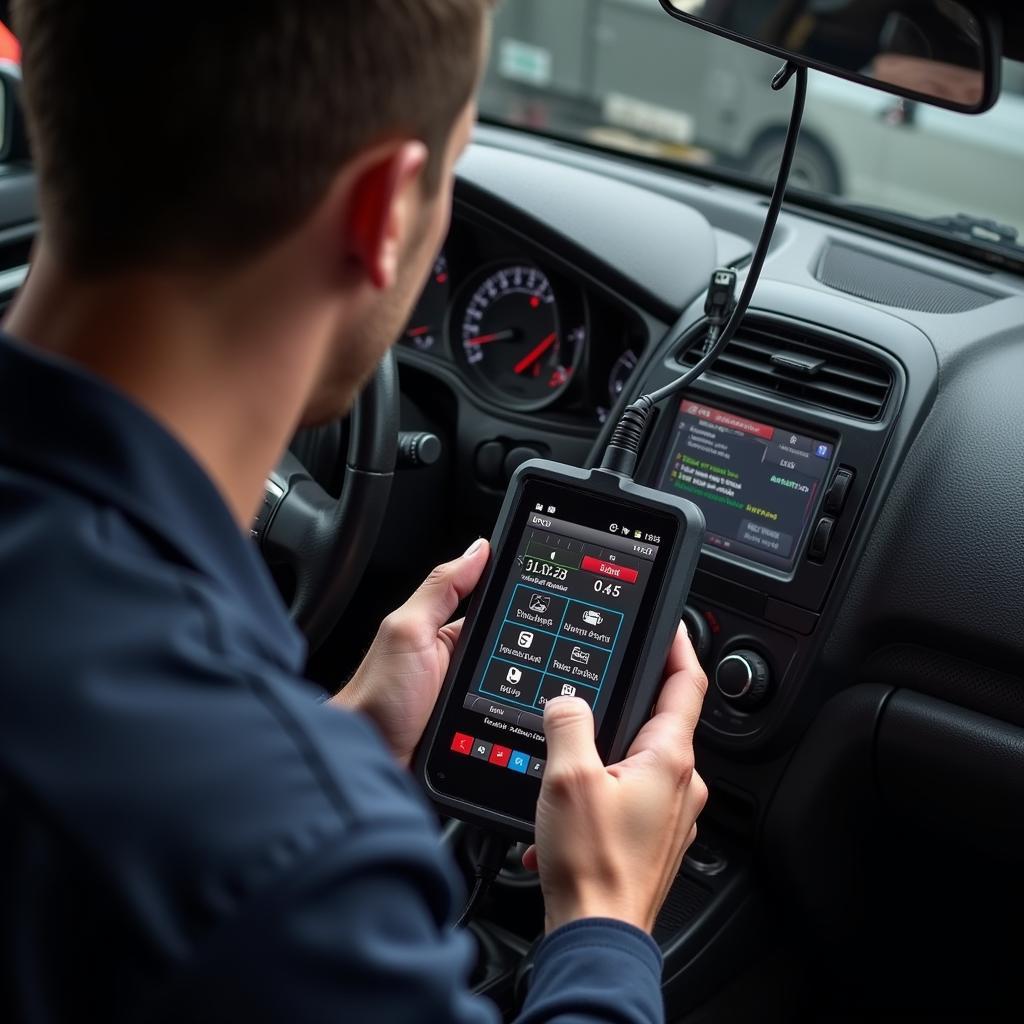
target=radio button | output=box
[807,516,836,562]
[823,468,855,515]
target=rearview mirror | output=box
[659,0,1000,113]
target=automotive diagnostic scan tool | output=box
[416,461,705,837]
[416,60,810,839]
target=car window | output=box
[0,19,19,159]
[480,0,1024,251]
[1003,59,1024,97]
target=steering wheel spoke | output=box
[257,354,399,650]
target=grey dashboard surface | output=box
[458,125,1024,726]
[456,143,725,320]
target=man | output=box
[0,3,708,1022]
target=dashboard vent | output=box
[679,321,894,420]
[814,242,998,314]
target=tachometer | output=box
[455,264,585,409]
[402,253,450,354]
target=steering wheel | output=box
[257,354,399,651]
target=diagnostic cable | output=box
[601,62,808,480]
[456,61,807,928]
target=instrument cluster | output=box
[399,218,647,425]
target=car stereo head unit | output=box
[656,399,836,571]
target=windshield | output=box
[479,0,1024,254]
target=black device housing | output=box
[414,459,705,840]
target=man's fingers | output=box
[521,844,539,873]
[543,697,603,779]
[383,540,489,647]
[652,624,708,726]
[663,622,704,683]
[618,624,708,768]
[437,618,465,657]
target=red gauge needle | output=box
[464,329,519,347]
[514,332,558,375]
[406,326,431,337]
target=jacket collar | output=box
[0,332,306,673]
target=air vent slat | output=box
[715,353,882,406]
[680,321,893,420]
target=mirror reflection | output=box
[668,0,987,108]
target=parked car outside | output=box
[482,0,1023,236]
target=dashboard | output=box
[397,130,1024,754]
[382,123,1024,1015]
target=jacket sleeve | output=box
[145,816,662,1024]
[517,919,664,1024]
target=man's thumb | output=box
[543,696,602,773]
[398,538,490,633]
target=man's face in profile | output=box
[301,97,478,428]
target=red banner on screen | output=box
[680,401,775,441]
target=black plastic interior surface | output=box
[2,88,1024,1015]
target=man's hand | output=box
[523,625,709,934]
[332,539,490,765]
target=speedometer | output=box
[454,264,585,410]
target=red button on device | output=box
[450,732,474,756]
[489,744,512,767]
[581,555,639,584]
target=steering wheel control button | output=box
[715,651,771,709]
[450,732,474,756]
[808,516,837,562]
[823,467,855,515]
[251,479,285,543]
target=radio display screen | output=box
[657,399,835,570]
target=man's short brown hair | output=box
[13,1,492,274]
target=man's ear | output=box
[346,141,430,291]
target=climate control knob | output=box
[715,650,771,709]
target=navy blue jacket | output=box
[0,335,664,1023]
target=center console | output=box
[629,309,913,749]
